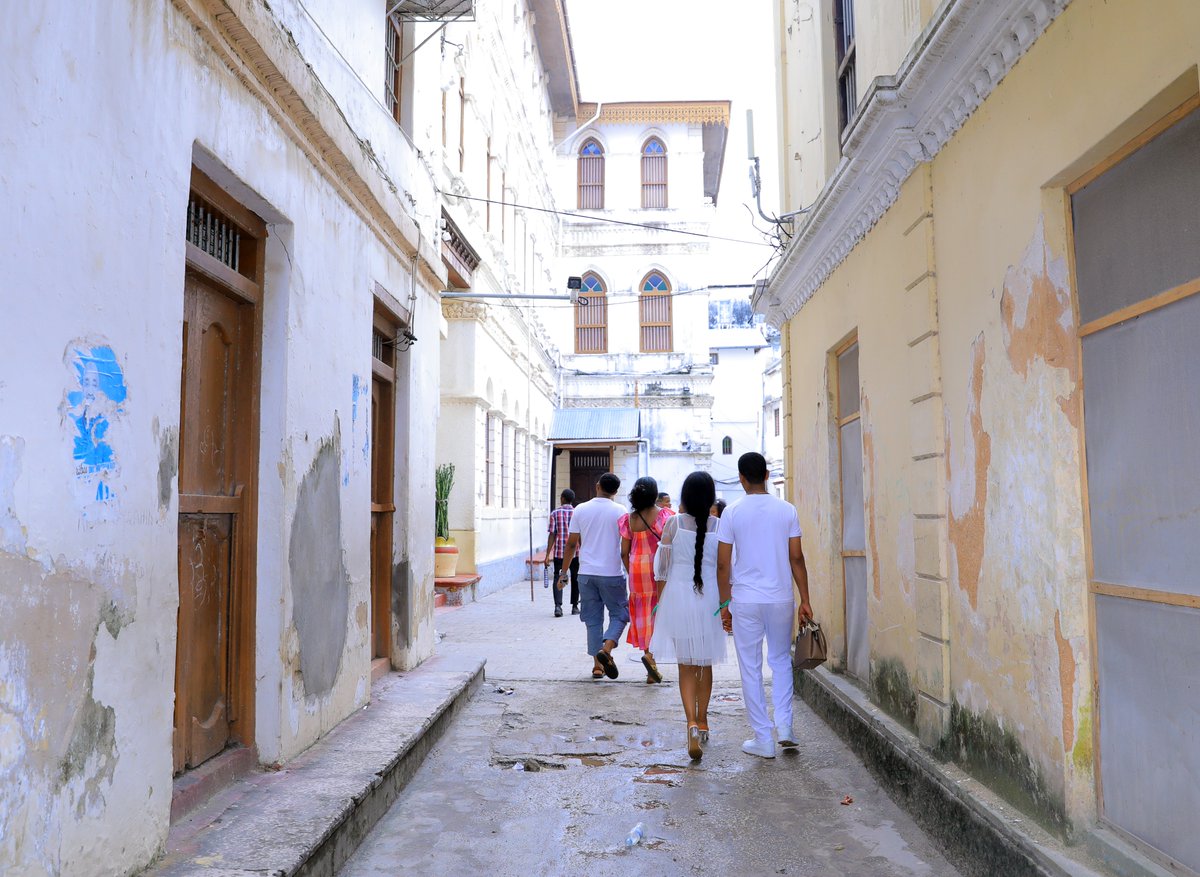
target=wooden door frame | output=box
[178,167,265,760]
[832,333,861,676]
[1063,94,1200,870]
[370,306,399,663]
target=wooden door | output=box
[835,341,869,680]
[174,273,254,773]
[370,320,396,661]
[569,450,610,502]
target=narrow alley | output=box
[339,581,962,877]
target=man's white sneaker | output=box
[741,737,776,758]
[776,728,799,749]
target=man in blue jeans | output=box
[559,472,628,679]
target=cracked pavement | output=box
[339,579,963,877]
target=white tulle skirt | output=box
[648,528,727,667]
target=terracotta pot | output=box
[434,540,459,578]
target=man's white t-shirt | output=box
[717,494,803,603]
[567,496,626,577]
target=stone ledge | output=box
[146,652,486,876]
[794,666,1110,877]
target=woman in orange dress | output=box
[620,476,673,683]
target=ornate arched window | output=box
[722,436,733,455]
[641,137,667,208]
[639,271,672,353]
[574,273,608,354]
[577,139,604,209]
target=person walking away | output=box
[619,477,672,684]
[544,489,579,617]
[656,492,676,516]
[650,471,726,760]
[559,473,628,680]
[716,452,812,758]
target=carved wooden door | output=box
[569,450,610,503]
[174,273,252,773]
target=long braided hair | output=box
[679,471,716,594]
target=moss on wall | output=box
[938,701,1069,838]
[870,657,917,730]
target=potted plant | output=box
[433,463,459,578]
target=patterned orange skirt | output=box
[626,530,658,650]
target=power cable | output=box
[442,192,775,247]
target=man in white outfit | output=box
[717,452,813,758]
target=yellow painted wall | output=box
[781,0,1200,830]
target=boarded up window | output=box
[574,273,607,354]
[578,139,604,209]
[1071,99,1200,874]
[639,271,672,352]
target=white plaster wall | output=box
[710,344,767,499]
[0,2,442,873]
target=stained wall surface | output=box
[775,0,1200,842]
[0,2,445,873]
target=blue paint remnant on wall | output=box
[62,344,127,519]
[345,374,370,486]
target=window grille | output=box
[501,423,511,507]
[577,139,604,209]
[722,436,733,455]
[641,138,668,208]
[574,273,608,353]
[186,195,243,273]
[774,406,781,436]
[384,14,404,124]
[638,271,672,352]
[372,330,387,363]
[834,0,857,136]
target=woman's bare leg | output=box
[678,664,699,725]
[696,666,714,727]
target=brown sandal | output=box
[641,654,663,683]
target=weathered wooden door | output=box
[174,273,254,773]
[570,450,610,502]
[835,340,869,680]
[370,321,397,661]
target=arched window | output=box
[574,273,608,353]
[722,436,733,455]
[577,139,604,209]
[641,137,667,208]
[639,271,672,353]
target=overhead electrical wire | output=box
[441,191,775,247]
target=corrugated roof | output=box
[549,408,641,441]
[709,327,769,349]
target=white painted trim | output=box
[757,0,1071,326]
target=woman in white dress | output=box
[650,471,726,760]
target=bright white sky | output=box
[564,0,783,289]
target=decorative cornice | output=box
[577,101,731,127]
[441,300,488,321]
[758,0,1071,327]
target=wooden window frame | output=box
[577,139,605,210]
[834,0,857,137]
[774,406,781,437]
[485,412,495,505]
[1064,96,1200,843]
[574,273,608,354]
[640,137,668,209]
[501,422,511,508]
[638,271,673,353]
[721,436,733,455]
[384,14,404,125]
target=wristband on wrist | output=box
[713,599,731,616]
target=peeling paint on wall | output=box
[60,343,127,521]
[289,433,349,697]
[156,422,178,514]
[946,335,990,610]
[1053,610,1075,752]
[0,436,26,553]
[999,219,1079,428]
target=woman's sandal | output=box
[641,654,663,684]
[687,725,703,761]
[696,723,710,744]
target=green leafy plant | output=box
[434,463,455,542]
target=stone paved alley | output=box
[339,580,963,877]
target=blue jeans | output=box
[578,574,628,656]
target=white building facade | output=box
[708,327,771,503]
[0,2,449,872]
[548,103,730,504]
[429,0,570,589]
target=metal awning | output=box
[549,408,641,443]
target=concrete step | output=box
[145,651,486,876]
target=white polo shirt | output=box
[717,494,802,603]
[567,496,626,577]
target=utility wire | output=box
[442,192,775,247]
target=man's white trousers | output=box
[732,600,795,742]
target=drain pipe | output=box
[553,102,603,153]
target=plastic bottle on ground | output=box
[625,822,645,848]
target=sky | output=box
[564,0,783,290]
